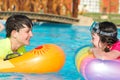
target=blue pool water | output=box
[0,22,120,80]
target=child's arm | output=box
[0,23,4,32]
[91,48,120,60]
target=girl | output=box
[90,21,120,60]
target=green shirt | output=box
[0,38,26,59]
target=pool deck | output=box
[75,15,94,26]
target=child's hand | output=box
[0,23,4,32]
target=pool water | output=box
[0,22,120,80]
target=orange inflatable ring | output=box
[0,44,65,73]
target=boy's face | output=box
[15,24,33,46]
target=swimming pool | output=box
[0,22,120,80]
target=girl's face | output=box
[15,25,33,46]
[91,33,101,48]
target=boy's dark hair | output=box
[5,14,33,37]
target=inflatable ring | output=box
[0,44,65,73]
[75,46,120,80]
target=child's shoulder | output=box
[111,40,120,51]
[115,40,120,44]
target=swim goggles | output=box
[89,21,117,37]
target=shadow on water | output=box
[0,73,64,80]
[34,22,72,28]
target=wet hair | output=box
[5,14,33,37]
[92,21,118,52]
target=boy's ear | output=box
[11,30,17,38]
